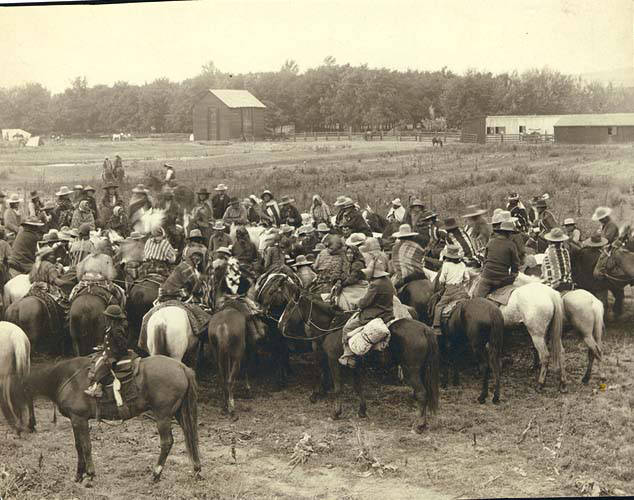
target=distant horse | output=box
[0,321,34,432]
[145,306,199,365]
[258,274,439,432]
[0,356,201,484]
[432,136,443,147]
[112,133,122,142]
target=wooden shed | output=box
[554,113,634,144]
[192,89,266,141]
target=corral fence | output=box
[267,130,462,144]
[485,133,554,144]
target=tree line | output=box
[1,58,633,136]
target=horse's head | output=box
[606,247,634,283]
[255,272,300,311]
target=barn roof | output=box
[554,113,634,127]
[208,89,266,109]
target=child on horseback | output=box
[432,244,471,334]
[85,305,130,398]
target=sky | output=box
[0,0,632,93]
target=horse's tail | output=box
[0,374,28,434]
[590,298,604,361]
[214,322,230,385]
[487,302,504,362]
[13,333,30,378]
[147,318,168,357]
[548,291,565,373]
[176,366,201,473]
[421,326,440,414]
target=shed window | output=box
[608,126,617,136]
[486,127,494,135]
[519,125,526,133]
[495,126,506,134]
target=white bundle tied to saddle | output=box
[346,318,391,356]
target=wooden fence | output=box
[267,130,462,143]
[485,133,554,144]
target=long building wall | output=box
[555,126,634,144]
[485,115,563,135]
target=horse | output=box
[0,321,34,432]
[229,223,266,249]
[145,306,199,365]
[361,208,388,234]
[432,136,443,147]
[258,274,439,433]
[0,355,201,484]
[112,133,122,142]
[6,297,63,354]
[437,298,504,404]
[69,293,109,356]
[3,274,31,309]
[398,279,435,321]
[468,278,567,392]
[126,277,161,347]
[205,308,252,418]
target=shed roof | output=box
[207,89,266,109]
[554,113,634,127]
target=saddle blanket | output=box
[321,282,369,310]
[138,301,212,352]
[25,282,65,333]
[486,284,518,306]
[345,318,391,356]
[97,355,140,421]
[216,295,262,317]
[70,279,126,309]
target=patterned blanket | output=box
[138,300,212,352]
[69,280,126,309]
[25,282,65,334]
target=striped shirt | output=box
[392,239,426,280]
[143,238,176,263]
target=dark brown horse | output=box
[126,278,161,348]
[259,275,439,432]
[398,279,435,321]
[437,298,504,404]
[69,294,109,356]
[0,355,201,485]
[6,297,64,353]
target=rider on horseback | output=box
[84,305,130,398]
[541,228,573,292]
[432,244,471,334]
[390,224,427,289]
[473,221,520,298]
[158,246,205,303]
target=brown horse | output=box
[259,275,440,433]
[0,355,201,485]
[6,297,63,353]
[126,278,161,348]
[69,294,109,356]
[398,279,435,321]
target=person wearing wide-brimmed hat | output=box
[506,192,531,232]
[443,216,480,267]
[292,254,317,288]
[278,195,302,228]
[119,230,146,287]
[591,206,619,245]
[296,224,319,257]
[462,205,491,258]
[223,197,248,226]
[313,234,348,294]
[208,220,232,255]
[562,218,581,250]
[100,181,122,216]
[68,222,96,267]
[474,221,520,298]
[540,227,573,292]
[52,186,75,230]
[431,243,471,332]
[386,198,405,223]
[0,225,12,288]
[3,193,23,237]
[188,188,213,241]
[334,196,371,237]
[7,217,46,276]
[128,184,152,232]
[533,198,557,239]
[81,185,99,221]
[211,183,231,220]
[84,305,130,398]
[232,225,259,275]
[28,190,45,222]
[112,154,124,182]
[401,198,426,231]
[70,199,96,232]
[339,258,394,367]
[29,244,74,303]
[390,223,427,288]
[259,189,281,226]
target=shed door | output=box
[207,107,219,140]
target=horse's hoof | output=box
[75,473,84,483]
[82,476,94,488]
[477,395,486,404]
[358,408,367,418]
[414,422,427,434]
[152,466,163,483]
[492,395,500,404]
[581,376,590,385]
[535,384,544,393]
[559,384,568,394]
[331,411,341,421]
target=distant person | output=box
[28,191,45,222]
[113,154,124,182]
[211,184,230,220]
[163,163,175,187]
[591,206,619,245]
[4,193,23,238]
[71,200,96,231]
[103,157,114,182]
[52,186,75,230]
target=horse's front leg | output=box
[352,365,367,418]
[153,418,174,482]
[71,419,86,483]
[72,416,94,486]
[309,340,327,403]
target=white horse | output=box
[3,274,31,309]
[112,133,122,141]
[0,321,34,432]
[229,224,266,250]
[520,273,605,383]
[146,307,198,365]
[469,276,567,392]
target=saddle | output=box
[96,353,140,421]
[70,279,126,310]
[25,282,67,333]
[486,284,518,306]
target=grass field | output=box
[1,139,633,499]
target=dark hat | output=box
[443,217,459,230]
[583,232,608,248]
[103,305,126,319]
[104,182,119,189]
[197,187,211,196]
[229,196,239,204]
[279,195,295,206]
[30,190,39,200]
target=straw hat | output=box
[188,229,203,239]
[392,223,419,238]
[293,255,312,268]
[197,187,211,196]
[494,221,518,233]
[391,198,402,206]
[462,205,487,218]
[583,232,608,248]
[422,210,437,221]
[544,227,569,242]
[214,183,228,191]
[261,189,273,198]
[334,196,354,208]
[216,247,232,256]
[362,262,389,279]
[317,222,330,232]
[56,186,73,197]
[163,163,174,168]
[443,244,461,259]
[278,195,295,206]
[212,220,226,230]
[345,233,367,247]
[410,198,425,208]
[563,218,576,226]
[128,231,144,240]
[592,207,612,221]
[73,185,83,191]
[30,190,39,200]
[83,185,95,193]
[443,217,459,230]
[21,217,45,227]
[7,193,23,204]
[314,242,326,252]
[297,225,314,236]
[42,229,60,243]
[491,211,511,225]
[360,237,381,253]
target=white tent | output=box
[26,135,44,147]
[2,128,31,142]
